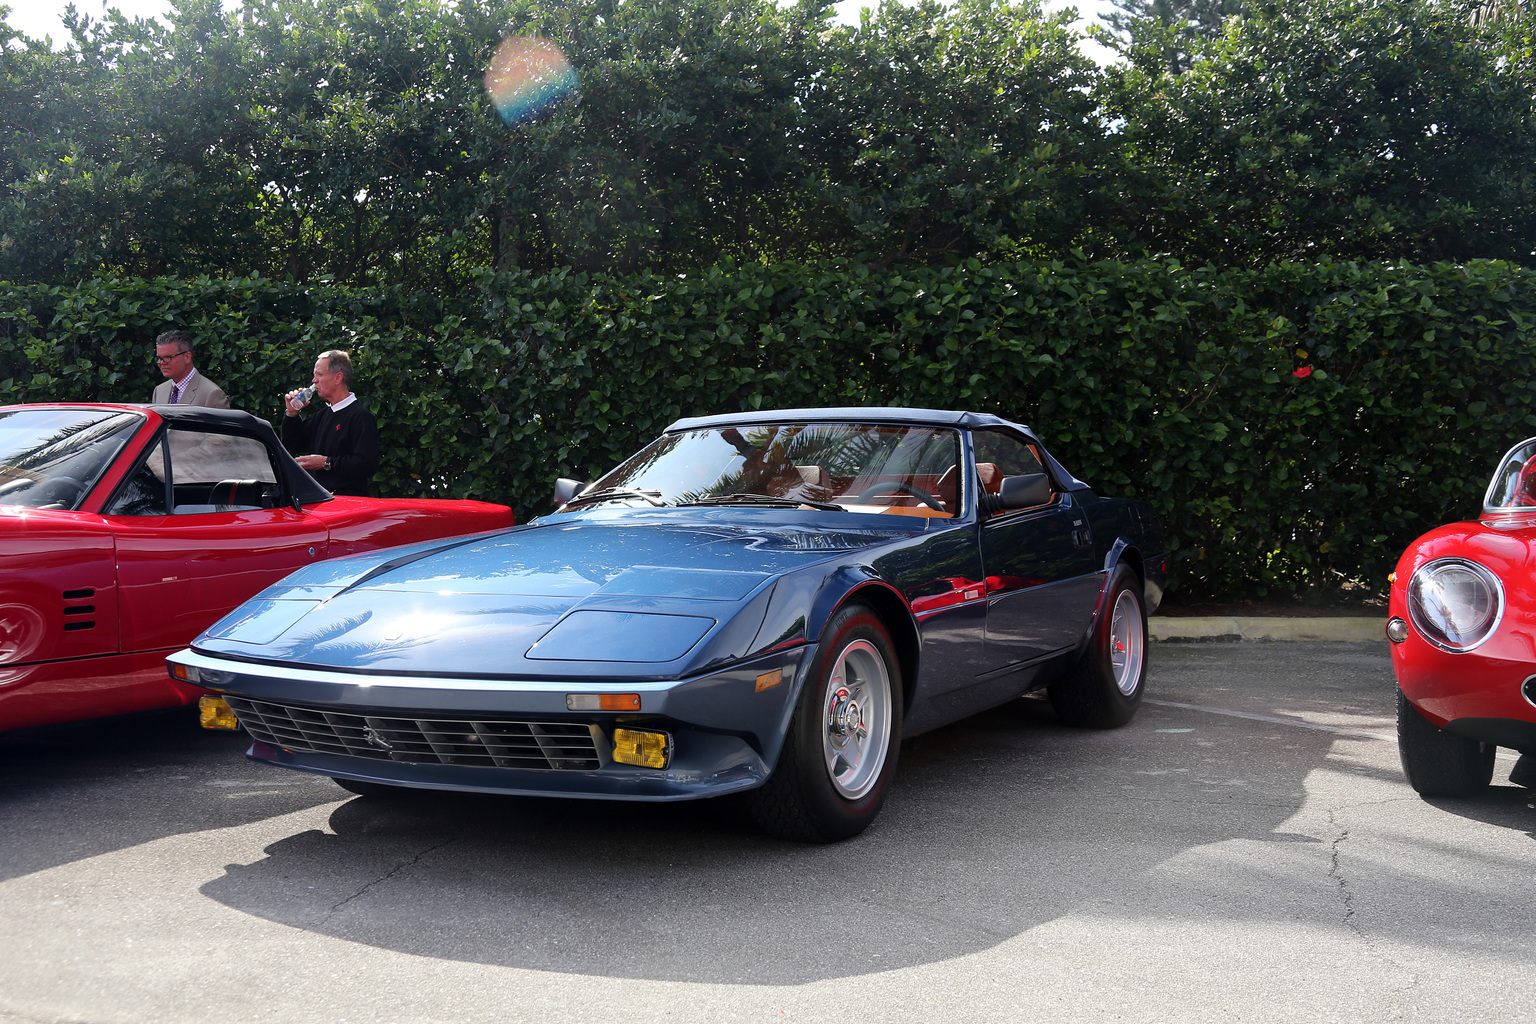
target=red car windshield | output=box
[1485,437,1536,511]
[0,408,141,509]
[584,422,963,518]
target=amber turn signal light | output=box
[612,728,670,769]
[199,696,240,731]
[566,693,642,711]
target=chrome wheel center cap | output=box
[829,688,861,740]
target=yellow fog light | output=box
[612,728,670,769]
[199,696,240,731]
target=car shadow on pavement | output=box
[197,694,1346,985]
[0,707,345,884]
[1424,785,1536,841]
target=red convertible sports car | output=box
[1388,436,1536,795]
[0,403,512,733]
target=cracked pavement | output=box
[0,641,1530,1023]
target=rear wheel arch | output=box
[1104,543,1145,593]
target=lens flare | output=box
[484,36,579,126]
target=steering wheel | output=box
[31,476,83,509]
[856,481,943,512]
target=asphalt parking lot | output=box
[2,640,1531,1024]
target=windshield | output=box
[581,422,963,518]
[0,408,142,510]
[1485,437,1536,511]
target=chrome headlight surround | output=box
[1406,557,1505,653]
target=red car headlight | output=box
[1407,557,1505,653]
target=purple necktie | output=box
[170,384,182,404]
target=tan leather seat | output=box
[976,462,1002,494]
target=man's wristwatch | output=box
[323,457,331,470]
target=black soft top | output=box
[146,404,333,505]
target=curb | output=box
[1149,616,1386,643]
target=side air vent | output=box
[62,589,96,631]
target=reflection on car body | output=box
[172,407,1168,841]
[0,403,512,733]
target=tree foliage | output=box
[4,258,1534,601]
[1103,0,1536,265]
[1100,0,1246,73]
[1,0,1530,285]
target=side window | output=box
[106,440,169,516]
[972,430,1051,504]
[106,430,283,516]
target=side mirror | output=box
[993,473,1053,512]
[552,477,586,509]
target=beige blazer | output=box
[151,369,230,409]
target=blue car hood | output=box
[193,514,913,680]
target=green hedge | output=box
[3,259,1532,602]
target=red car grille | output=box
[225,697,604,770]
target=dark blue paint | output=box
[176,409,1168,802]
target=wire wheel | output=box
[820,638,893,799]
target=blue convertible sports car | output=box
[171,408,1167,841]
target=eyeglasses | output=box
[154,351,190,364]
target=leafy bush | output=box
[2,258,1531,601]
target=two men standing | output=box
[148,332,379,498]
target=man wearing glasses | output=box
[150,330,229,408]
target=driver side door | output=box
[975,429,1103,671]
[106,425,330,654]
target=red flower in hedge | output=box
[1293,366,1313,378]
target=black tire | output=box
[1049,565,1147,728]
[1396,689,1495,796]
[1509,753,1536,790]
[748,603,903,843]
[332,776,410,799]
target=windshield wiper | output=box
[564,487,668,508]
[680,493,845,512]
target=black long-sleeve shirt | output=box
[281,400,380,496]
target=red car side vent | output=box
[62,589,96,630]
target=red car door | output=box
[104,424,331,655]
[111,508,329,654]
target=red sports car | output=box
[1388,436,1536,795]
[0,403,512,732]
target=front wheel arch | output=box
[749,601,905,842]
[803,576,919,720]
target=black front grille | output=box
[225,697,604,770]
